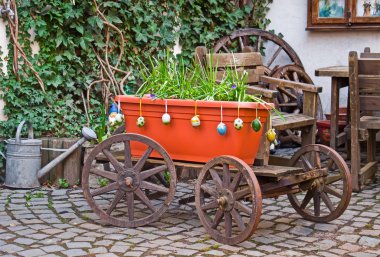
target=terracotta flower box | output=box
[116,95,272,165]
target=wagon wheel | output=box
[195,156,262,245]
[270,64,323,119]
[82,133,176,227]
[213,28,303,71]
[112,124,126,135]
[287,144,352,222]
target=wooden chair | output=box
[195,46,322,166]
[349,51,380,191]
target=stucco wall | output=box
[266,0,380,115]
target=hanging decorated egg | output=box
[266,128,277,142]
[251,118,262,132]
[162,113,171,125]
[136,116,145,127]
[115,113,123,123]
[191,115,201,127]
[234,118,244,130]
[217,122,227,135]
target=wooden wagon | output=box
[82,95,352,245]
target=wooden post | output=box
[48,138,64,185]
[40,137,50,184]
[301,91,317,145]
[62,138,81,186]
[349,51,361,192]
[330,77,339,149]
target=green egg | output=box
[251,118,262,132]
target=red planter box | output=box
[317,120,346,145]
[116,96,272,165]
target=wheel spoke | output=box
[124,140,133,168]
[106,189,124,215]
[234,187,250,200]
[267,46,282,67]
[292,71,300,82]
[201,200,219,211]
[140,165,168,180]
[103,149,124,173]
[222,45,230,53]
[91,182,118,197]
[225,212,232,237]
[313,192,321,217]
[201,185,218,197]
[238,36,244,51]
[314,152,321,169]
[140,181,169,193]
[321,191,335,212]
[300,190,314,209]
[229,173,242,192]
[211,209,224,229]
[223,163,230,188]
[90,168,117,181]
[327,159,334,171]
[135,188,157,212]
[134,147,153,173]
[126,192,134,221]
[210,169,223,190]
[231,208,246,232]
[324,185,343,199]
[300,155,313,171]
[234,201,251,215]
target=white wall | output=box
[267,0,380,114]
[0,19,8,121]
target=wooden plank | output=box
[314,66,349,78]
[360,96,380,111]
[367,130,377,163]
[62,138,82,186]
[360,52,380,58]
[195,46,207,67]
[358,75,380,93]
[359,161,378,186]
[206,52,263,68]
[330,77,339,149]
[216,69,261,83]
[40,138,50,184]
[48,138,64,185]
[336,131,347,147]
[268,155,291,166]
[360,116,380,129]
[246,85,278,98]
[260,76,322,93]
[358,58,380,75]
[272,113,315,131]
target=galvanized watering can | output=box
[1,121,97,189]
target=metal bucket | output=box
[4,121,42,188]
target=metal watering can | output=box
[1,121,97,188]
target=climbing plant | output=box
[0,0,273,139]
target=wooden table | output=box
[315,66,349,150]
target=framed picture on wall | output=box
[307,0,380,30]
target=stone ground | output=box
[0,170,379,257]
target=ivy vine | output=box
[0,0,273,140]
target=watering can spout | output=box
[37,127,97,180]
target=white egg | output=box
[234,118,244,130]
[162,113,171,125]
[136,116,145,127]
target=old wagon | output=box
[82,95,352,245]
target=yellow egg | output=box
[266,129,276,142]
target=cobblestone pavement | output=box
[0,174,379,257]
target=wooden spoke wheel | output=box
[270,65,323,119]
[213,28,303,70]
[287,144,352,222]
[195,156,262,245]
[82,133,176,227]
[112,124,126,136]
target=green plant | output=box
[58,178,70,189]
[163,170,170,185]
[97,177,109,187]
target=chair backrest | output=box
[349,51,380,113]
[360,47,380,58]
[194,46,265,84]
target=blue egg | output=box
[217,122,227,135]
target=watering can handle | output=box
[15,120,34,144]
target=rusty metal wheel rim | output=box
[213,28,303,70]
[287,144,352,222]
[195,155,262,245]
[82,133,176,227]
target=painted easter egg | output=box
[266,128,277,142]
[217,122,227,135]
[234,118,244,130]
[251,118,262,132]
[162,113,171,125]
[137,116,145,127]
[115,113,123,123]
[191,115,201,127]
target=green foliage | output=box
[58,178,69,189]
[97,177,109,187]
[0,0,273,142]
